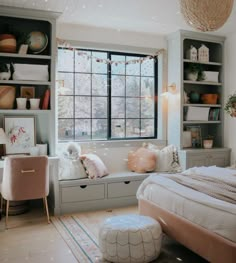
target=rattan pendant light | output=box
[180,0,234,32]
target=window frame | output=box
[57,47,158,141]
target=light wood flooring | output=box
[0,205,138,263]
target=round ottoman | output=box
[99,214,162,263]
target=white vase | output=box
[186,71,198,81]
[16,98,27,109]
[30,98,40,110]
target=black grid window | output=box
[57,48,158,141]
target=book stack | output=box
[209,108,220,121]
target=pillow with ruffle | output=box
[80,154,108,179]
[128,147,157,173]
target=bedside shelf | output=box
[0,52,51,60]
[183,104,221,107]
[183,80,222,86]
[0,110,51,114]
[183,59,222,66]
[0,80,51,85]
[183,121,221,124]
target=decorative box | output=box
[12,64,49,81]
[202,71,219,82]
[198,44,209,62]
[186,106,210,121]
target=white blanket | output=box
[137,166,236,215]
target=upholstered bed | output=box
[137,166,236,263]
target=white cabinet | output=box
[0,6,60,155]
[179,148,231,170]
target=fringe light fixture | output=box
[180,0,234,32]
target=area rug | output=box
[52,215,208,263]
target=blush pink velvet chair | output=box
[0,156,50,228]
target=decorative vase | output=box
[16,98,27,110]
[30,98,40,110]
[201,94,218,104]
[0,34,17,53]
[203,139,213,149]
[0,85,15,109]
[186,71,198,81]
[190,91,200,103]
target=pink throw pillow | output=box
[80,154,108,179]
[128,147,157,173]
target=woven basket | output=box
[180,0,234,31]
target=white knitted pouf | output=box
[99,214,162,263]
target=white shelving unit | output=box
[0,6,60,155]
[168,30,231,169]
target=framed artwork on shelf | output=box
[20,86,35,99]
[185,126,202,148]
[3,116,36,155]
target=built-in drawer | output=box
[61,184,105,203]
[107,180,143,199]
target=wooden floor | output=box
[0,206,138,263]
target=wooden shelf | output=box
[183,104,221,107]
[183,59,222,66]
[0,52,51,60]
[183,121,221,124]
[0,110,51,114]
[183,80,222,86]
[0,80,51,85]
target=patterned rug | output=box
[52,215,208,263]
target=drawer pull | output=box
[21,169,35,174]
[124,181,130,184]
[80,185,87,189]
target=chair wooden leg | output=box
[43,197,50,224]
[6,200,9,229]
[0,196,3,220]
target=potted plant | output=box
[224,93,236,117]
[0,63,11,80]
[203,135,214,149]
[185,63,203,81]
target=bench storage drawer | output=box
[107,180,143,198]
[61,184,105,203]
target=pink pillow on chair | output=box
[80,154,108,179]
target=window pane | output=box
[75,96,91,118]
[92,97,107,118]
[111,75,125,96]
[111,55,125,74]
[58,96,74,118]
[141,77,154,97]
[92,74,107,96]
[92,119,107,139]
[126,119,140,137]
[141,119,155,137]
[57,49,73,72]
[111,97,125,118]
[75,119,91,140]
[57,73,73,95]
[92,52,107,74]
[75,73,91,95]
[75,50,91,73]
[111,119,125,138]
[141,97,154,118]
[141,58,154,76]
[126,56,140,75]
[126,76,140,97]
[126,98,140,118]
[58,119,74,140]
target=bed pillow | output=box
[144,144,181,172]
[59,158,87,180]
[128,147,157,173]
[80,154,108,179]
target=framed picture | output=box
[185,126,202,148]
[3,116,36,155]
[20,86,35,99]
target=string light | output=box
[57,38,165,65]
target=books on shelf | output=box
[209,108,220,121]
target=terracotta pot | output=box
[0,34,17,53]
[0,85,16,109]
[201,94,218,104]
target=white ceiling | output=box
[0,0,236,36]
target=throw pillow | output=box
[80,154,108,179]
[127,147,157,173]
[144,144,181,172]
[59,158,87,180]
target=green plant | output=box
[224,93,236,117]
[186,63,204,81]
[204,135,214,140]
[0,63,8,72]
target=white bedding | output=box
[136,166,236,242]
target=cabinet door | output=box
[207,152,229,167]
[187,154,208,168]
